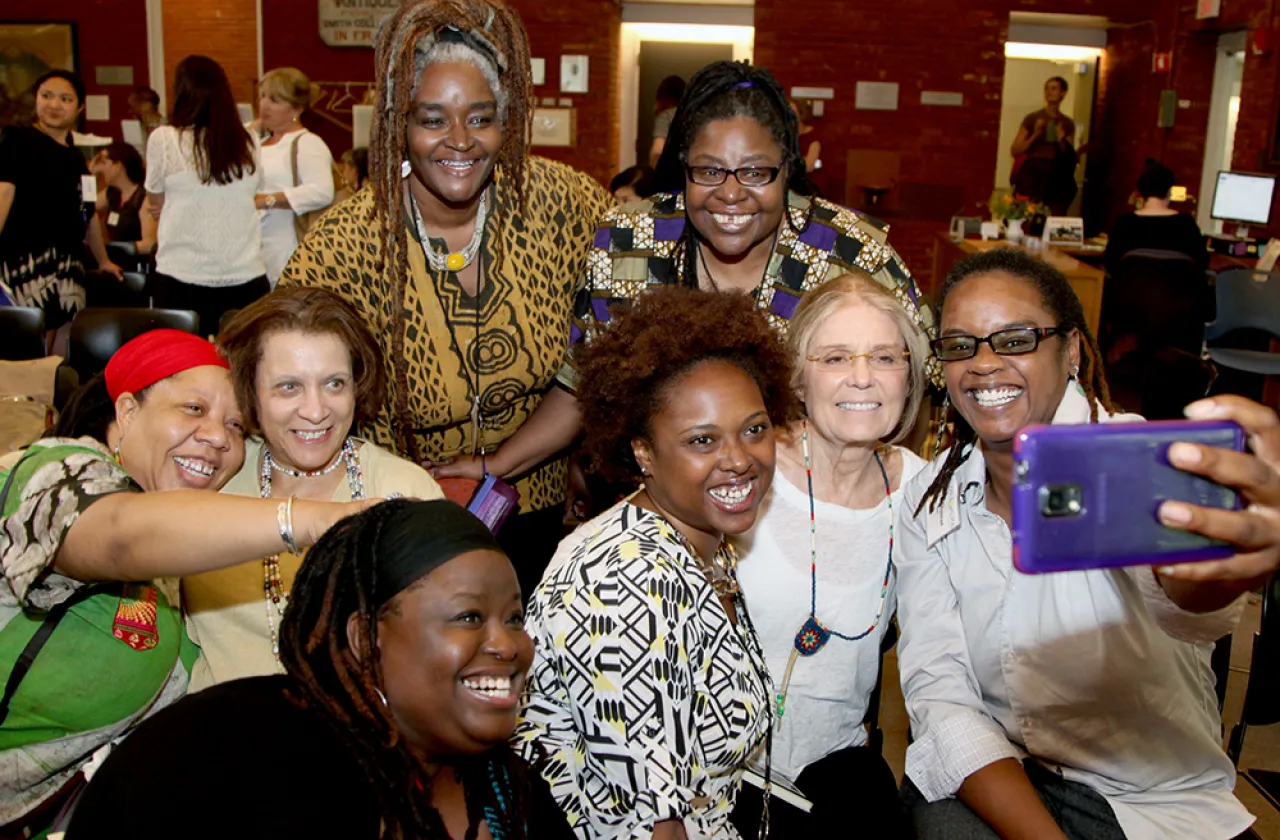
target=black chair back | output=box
[67,308,201,381]
[0,306,46,361]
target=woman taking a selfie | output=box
[897,247,1280,840]
[517,288,798,839]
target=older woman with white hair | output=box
[732,271,930,837]
[254,67,334,284]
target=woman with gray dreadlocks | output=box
[280,0,612,600]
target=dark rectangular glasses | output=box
[931,326,1065,361]
[685,165,782,188]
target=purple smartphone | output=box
[1011,420,1245,574]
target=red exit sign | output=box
[1153,51,1172,72]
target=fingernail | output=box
[1167,442,1201,466]
[1184,400,1221,419]
[1160,501,1193,525]
[1158,565,1181,576]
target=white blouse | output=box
[736,446,925,783]
[257,129,334,284]
[896,385,1254,839]
[145,126,265,286]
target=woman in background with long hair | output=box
[146,55,267,336]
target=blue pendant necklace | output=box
[774,421,894,718]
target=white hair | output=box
[412,38,507,124]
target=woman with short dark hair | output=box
[92,141,157,253]
[183,286,444,689]
[1104,160,1207,275]
[146,55,267,336]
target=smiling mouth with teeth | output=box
[837,402,881,411]
[710,212,754,226]
[294,429,329,441]
[708,483,753,505]
[174,456,215,477]
[971,387,1023,408]
[462,675,512,697]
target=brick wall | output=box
[261,0,619,187]
[162,0,260,107]
[4,1,148,137]
[752,0,1206,288]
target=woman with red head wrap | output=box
[0,329,374,837]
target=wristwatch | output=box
[264,194,277,209]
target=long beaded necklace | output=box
[408,186,488,272]
[257,437,366,659]
[773,421,894,718]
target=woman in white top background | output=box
[146,55,267,336]
[732,271,925,837]
[253,68,334,285]
[898,247,1280,840]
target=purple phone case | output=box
[1011,420,1245,574]
[468,473,520,533]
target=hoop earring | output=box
[374,686,388,706]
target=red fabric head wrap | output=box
[105,329,230,401]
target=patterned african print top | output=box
[515,498,771,839]
[280,157,612,512]
[558,190,940,390]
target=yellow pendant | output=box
[446,251,466,272]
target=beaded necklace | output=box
[773,422,894,718]
[257,437,365,659]
[408,187,488,273]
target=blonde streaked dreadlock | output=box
[369,0,534,461]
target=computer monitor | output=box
[1210,170,1276,227]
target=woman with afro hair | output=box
[515,287,799,839]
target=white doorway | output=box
[618,6,753,174]
[1198,31,1247,232]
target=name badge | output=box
[81,174,97,203]
[106,211,120,227]
[925,488,961,549]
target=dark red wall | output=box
[5,0,148,137]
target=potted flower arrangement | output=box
[988,192,1049,244]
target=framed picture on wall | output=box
[531,107,575,147]
[0,21,77,128]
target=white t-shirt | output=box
[736,445,926,784]
[257,129,334,284]
[145,126,266,285]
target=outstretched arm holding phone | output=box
[1156,395,1280,609]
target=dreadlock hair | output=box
[915,247,1114,517]
[369,0,533,461]
[51,372,150,443]
[653,61,817,291]
[279,499,533,840]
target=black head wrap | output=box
[372,499,505,609]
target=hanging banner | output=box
[318,0,398,47]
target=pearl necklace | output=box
[257,437,365,660]
[773,422,894,719]
[408,187,488,273]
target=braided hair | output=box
[369,0,533,461]
[653,61,816,290]
[915,248,1114,516]
[279,499,533,840]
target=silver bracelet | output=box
[277,495,299,554]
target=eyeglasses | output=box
[806,350,911,372]
[931,326,1065,362]
[685,165,782,188]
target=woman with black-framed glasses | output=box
[487,63,934,522]
[896,247,1276,840]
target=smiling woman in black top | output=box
[0,70,121,328]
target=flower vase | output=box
[1004,218,1025,244]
